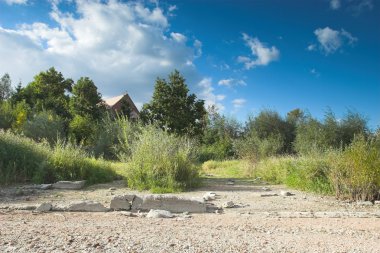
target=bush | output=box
[0,130,117,185]
[91,113,140,160]
[69,114,95,144]
[22,110,65,144]
[121,125,199,193]
[202,160,250,178]
[328,135,380,201]
[255,154,333,195]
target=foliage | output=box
[69,114,95,145]
[22,110,65,144]
[202,160,250,178]
[0,131,117,185]
[70,77,105,120]
[0,101,15,130]
[140,70,206,137]
[328,135,380,201]
[92,113,140,160]
[0,73,13,101]
[23,67,73,118]
[121,125,199,193]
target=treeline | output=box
[1,68,379,198]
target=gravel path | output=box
[1,179,379,252]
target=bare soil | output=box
[1,179,379,252]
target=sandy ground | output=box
[1,179,379,252]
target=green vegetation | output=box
[202,160,250,179]
[120,125,199,193]
[0,67,379,199]
[0,131,117,185]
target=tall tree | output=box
[70,77,104,120]
[24,67,73,118]
[0,73,12,101]
[141,70,206,137]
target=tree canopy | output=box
[141,70,206,137]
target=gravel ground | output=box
[1,179,379,252]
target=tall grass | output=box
[0,130,117,185]
[120,125,199,193]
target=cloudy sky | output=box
[0,0,379,128]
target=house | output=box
[104,93,139,119]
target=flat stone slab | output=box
[67,201,109,212]
[36,203,52,212]
[110,195,135,211]
[52,181,86,190]
[138,195,207,213]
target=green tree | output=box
[0,73,13,101]
[70,77,105,120]
[24,67,73,118]
[69,114,95,145]
[141,70,206,137]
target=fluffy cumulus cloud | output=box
[218,78,246,88]
[238,33,279,70]
[2,0,27,5]
[0,0,203,105]
[198,78,226,112]
[313,27,357,54]
[232,98,246,109]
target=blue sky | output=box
[0,0,379,129]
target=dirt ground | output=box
[1,179,379,253]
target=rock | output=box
[261,187,271,191]
[139,195,207,213]
[110,195,135,211]
[356,201,373,206]
[226,179,235,185]
[374,200,380,205]
[52,180,86,190]
[280,190,292,196]
[223,201,235,208]
[36,203,52,212]
[260,193,278,197]
[40,184,52,190]
[131,196,144,211]
[146,209,173,218]
[67,201,109,212]
[203,192,217,201]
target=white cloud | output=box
[193,39,202,58]
[307,44,317,51]
[218,78,246,88]
[330,0,341,9]
[314,27,357,54]
[232,98,246,109]
[2,0,27,5]
[198,78,225,112]
[170,32,187,43]
[0,0,202,105]
[238,33,279,70]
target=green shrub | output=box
[202,160,250,178]
[69,114,95,144]
[328,135,380,201]
[0,130,117,185]
[22,110,65,144]
[255,154,333,195]
[121,125,199,193]
[0,101,15,130]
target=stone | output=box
[67,201,109,212]
[131,196,143,211]
[226,179,235,185]
[261,187,271,191]
[374,201,380,205]
[223,201,235,208]
[52,181,86,190]
[36,203,52,212]
[109,187,116,191]
[356,201,373,206]
[146,209,173,218]
[139,195,207,213]
[260,193,278,197]
[40,184,52,190]
[203,192,217,201]
[110,195,135,211]
[280,190,292,196]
